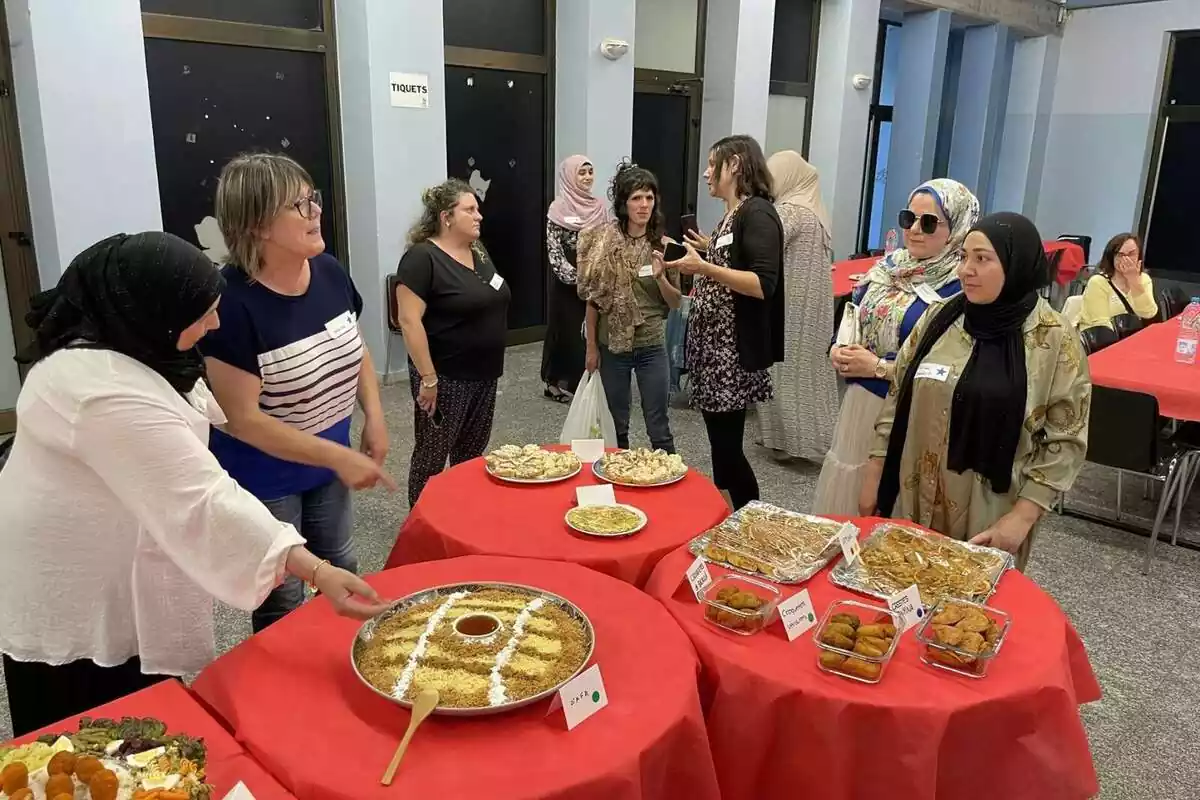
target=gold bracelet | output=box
[308,558,331,588]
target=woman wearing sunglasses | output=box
[202,152,393,632]
[812,179,979,516]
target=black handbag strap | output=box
[1106,276,1138,318]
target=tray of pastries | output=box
[915,598,1011,678]
[813,600,901,684]
[689,501,847,584]
[484,444,582,483]
[592,449,687,487]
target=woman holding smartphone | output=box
[395,180,511,506]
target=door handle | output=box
[7,231,30,246]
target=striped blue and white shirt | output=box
[201,254,364,500]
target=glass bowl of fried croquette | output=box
[915,598,1010,678]
[701,575,782,636]
[813,600,901,684]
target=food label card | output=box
[778,589,817,642]
[547,664,608,730]
[575,483,616,507]
[686,557,712,601]
[834,522,860,565]
[571,438,606,463]
[220,782,256,800]
[887,584,925,633]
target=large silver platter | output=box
[591,458,688,488]
[485,460,582,485]
[688,501,845,584]
[351,582,595,717]
[829,522,1014,604]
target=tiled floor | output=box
[3,343,1198,799]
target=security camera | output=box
[600,38,630,60]
[852,74,873,91]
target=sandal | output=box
[543,387,571,404]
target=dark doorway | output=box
[632,84,700,242]
[445,66,548,332]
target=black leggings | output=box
[702,409,759,510]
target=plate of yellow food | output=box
[592,448,687,487]
[484,444,582,484]
[565,504,647,537]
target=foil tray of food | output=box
[351,582,595,717]
[829,522,1013,606]
[484,444,582,484]
[688,501,847,584]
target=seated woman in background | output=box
[860,212,1092,571]
[578,162,681,453]
[396,180,511,507]
[1078,232,1157,332]
[811,179,979,516]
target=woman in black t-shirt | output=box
[395,180,511,505]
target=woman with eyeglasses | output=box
[1078,232,1157,333]
[202,152,392,632]
[812,179,979,516]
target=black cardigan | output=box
[719,196,785,371]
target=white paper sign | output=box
[488,273,505,291]
[571,438,606,464]
[220,782,256,800]
[887,584,925,633]
[914,363,952,382]
[390,72,430,108]
[914,282,942,304]
[637,264,655,278]
[685,556,712,601]
[778,589,817,642]
[835,522,860,566]
[559,664,608,730]
[575,483,616,507]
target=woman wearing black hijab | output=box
[0,232,388,735]
[859,213,1092,569]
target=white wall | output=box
[764,94,807,158]
[635,0,699,73]
[1036,0,1200,248]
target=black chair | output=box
[1084,386,1198,572]
[1158,285,1190,321]
[1057,234,1091,263]
[1079,324,1118,354]
[383,274,403,385]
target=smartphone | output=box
[663,241,688,263]
[681,214,699,237]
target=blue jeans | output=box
[252,479,356,632]
[599,343,675,452]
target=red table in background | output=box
[1089,317,1200,422]
[5,680,296,800]
[193,556,721,800]
[831,256,877,298]
[385,453,729,587]
[644,518,1102,800]
[1044,240,1087,286]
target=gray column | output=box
[948,24,1012,210]
[8,0,162,286]
[992,34,1061,221]
[696,0,776,229]
[337,0,448,375]
[809,0,882,258]
[555,0,636,193]
[883,9,951,226]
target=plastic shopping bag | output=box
[559,371,618,447]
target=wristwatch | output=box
[873,357,888,379]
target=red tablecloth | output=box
[644,519,1102,800]
[5,680,296,799]
[1089,317,1200,422]
[193,556,721,800]
[385,454,729,587]
[832,256,877,298]
[1044,240,1086,286]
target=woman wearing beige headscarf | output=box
[758,151,839,462]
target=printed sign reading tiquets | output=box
[887,584,925,633]
[547,664,608,731]
[571,438,606,464]
[575,483,616,507]
[686,556,713,601]
[389,72,430,108]
[777,589,817,641]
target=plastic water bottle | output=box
[885,229,899,255]
[1175,297,1200,364]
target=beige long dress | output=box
[871,298,1092,569]
[758,204,839,461]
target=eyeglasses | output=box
[898,209,944,235]
[293,190,323,220]
[1116,249,1140,261]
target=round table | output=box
[193,556,721,800]
[385,453,729,587]
[643,518,1102,800]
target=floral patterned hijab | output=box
[857,179,980,356]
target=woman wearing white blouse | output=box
[0,232,389,736]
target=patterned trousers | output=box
[408,364,498,507]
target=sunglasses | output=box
[898,209,944,235]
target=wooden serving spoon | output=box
[381,688,439,786]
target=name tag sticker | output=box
[564,216,583,225]
[637,264,655,278]
[914,283,942,304]
[324,311,356,337]
[715,233,734,249]
[914,363,952,382]
[489,273,505,291]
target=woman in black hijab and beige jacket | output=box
[859,213,1092,570]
